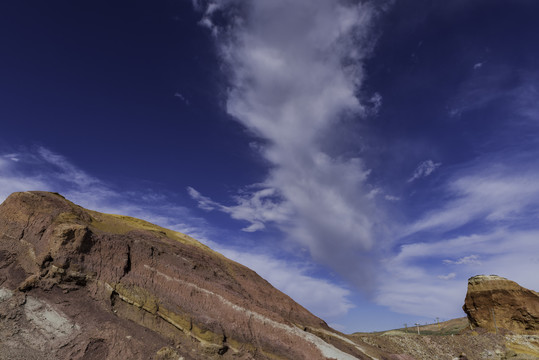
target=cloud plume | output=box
[191,0,384,288]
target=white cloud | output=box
[408,160,441,182]
[473,62,483,70]
[4,154,20,162]
[443,255,481,265]
[191,0,386,288]
[36,147,103,190]
[384,195,400,201]
[188,186,292,232]
[0,176,49,202]
[366,187,382,199]
[368,92,383,115]
[187,186,218,211]
[437,273,456,280]
[0,151,54,201]
[174,92,189,105]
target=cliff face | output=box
[463,275,539,335]
[0,191,381,360]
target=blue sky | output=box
[1,0,539,332]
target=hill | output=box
[0,191,385,359]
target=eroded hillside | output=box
[0,191,387,360]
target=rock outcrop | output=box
[0,191,383,359]
[463,275,539,335]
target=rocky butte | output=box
[463,275,539,335]
[0,191,390,360]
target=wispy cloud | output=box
[449,67,510,117]
[0,147,206,237]
[188,186,292,232]
[473,62,483,70]
[174,92,190,105]
[0,149,74,201]
[449,67,539,121]
[368,92,383,115]
[36,147,102,190]
[191,0,386,288]
[406,166,539,234]
[437,273,456,280]
[408,160,441,182]
[443,255,481,265]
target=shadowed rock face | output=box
[0,191,383,360]
[463,275,539,335]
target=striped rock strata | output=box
[0,191,384,360]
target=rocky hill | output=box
[0,191,387,360]
[463,275,539,335]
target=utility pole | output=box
[404,323,407,333]
[415,323,420,335]
[436,317,440,330]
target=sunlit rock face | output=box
[463,275,539,335]
[0,191,382,360]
